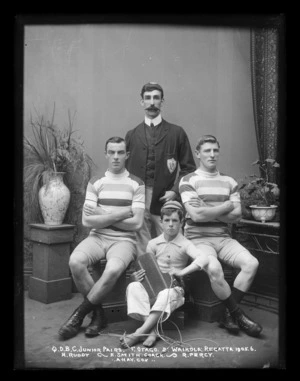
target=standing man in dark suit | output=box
[125,82,196,255]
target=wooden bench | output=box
[83,259,235,325]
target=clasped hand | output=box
[131,269,146,282]
[83,204,105,216]
[159,190,177,203]
[168,267,183,277]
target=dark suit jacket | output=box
[125,119,196,215]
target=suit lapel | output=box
[135,122,148,147]
[155,119,170,145]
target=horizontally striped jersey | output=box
[84,169,145,242]
[179,168,240,239]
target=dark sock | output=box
[76,297,95,318]
[232,287,245,304]
[222,294,238,314]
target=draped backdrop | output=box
[250,27,281,182]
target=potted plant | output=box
[24,105,95,225]
[238,159,280,223]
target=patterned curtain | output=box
[250,27,280,183]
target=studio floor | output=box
[23,291,283,370]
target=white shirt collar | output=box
[156,232,184,248]
[144,114,162,127]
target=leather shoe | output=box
[58,309,84,339]
[85,306,108,337]
[234,308,263,337]
[219,308,239,334]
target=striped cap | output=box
[161,200,184,212]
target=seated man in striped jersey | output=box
[58,137,145,339]
[179,135,262,337]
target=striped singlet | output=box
[85,169,145,243]
[179,168,240,240]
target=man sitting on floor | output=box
[120,201,209,349]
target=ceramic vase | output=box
[38,172,71,225]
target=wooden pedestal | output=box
[28,224,75,304]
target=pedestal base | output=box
[28,224,75,304]
[29,276,72,304]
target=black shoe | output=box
[233,308,263,337]
[85,306,108,337]
[58,298,94,339]
[58,309,84,339]
[219,308,240,334]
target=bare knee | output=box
[69,252,88,275]
[235,250,259,275]
[242,255,259,275]
[205,259,224,283]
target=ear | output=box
[140,99,145,107]
[195,149,200,158]
[126,151,130,160]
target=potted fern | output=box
[24,105,95,225]
[238,159,280,223]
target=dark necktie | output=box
[150,123,154,128]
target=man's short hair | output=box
[195,135,220,151]
[140,82,164,99]
[160,200,184,221]
[105,137,127,151]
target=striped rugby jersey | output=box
[84,169,145,242]
[179,168,240,239]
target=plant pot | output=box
[249,205,278,223]
[38,172,71,225]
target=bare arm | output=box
[184,199,234,223]
[82,205,133,229]
[188,197,241,223]
[169,262,202,278]
[169,243,210,277]
[217,202,242,223]
[113,208,144,231]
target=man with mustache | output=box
[125,82,196,255]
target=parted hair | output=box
[105,137,127,151]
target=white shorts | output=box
[126,281,185,322]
